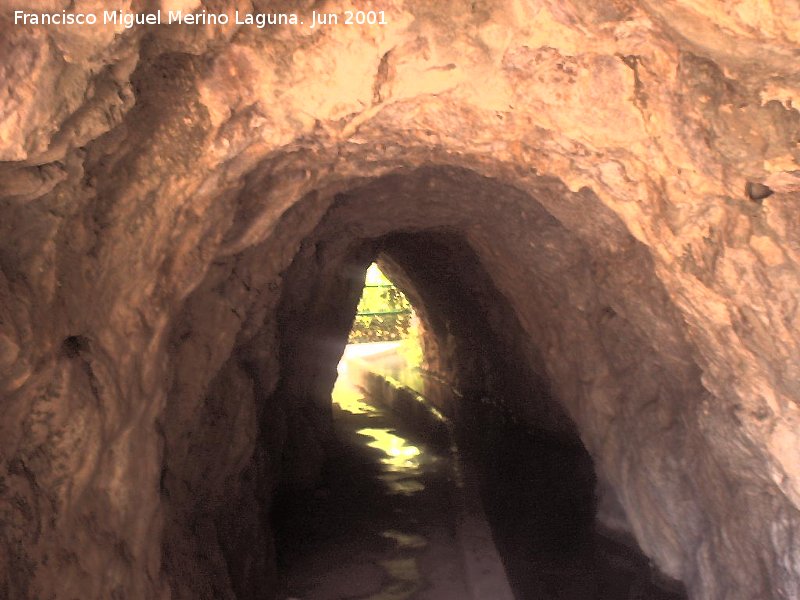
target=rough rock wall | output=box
[1,1,799,598]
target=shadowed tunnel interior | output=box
[270,226,687,598]
[162,166,698,598]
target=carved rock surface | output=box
[0,1,798,599]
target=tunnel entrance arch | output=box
[160,164,702,599]
[262,167,691,597]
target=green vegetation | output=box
[397,318,424,366]
[348,264,413,344]
[345,263,425,391]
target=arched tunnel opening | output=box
[172,165,696,599]
[268,228,687,599]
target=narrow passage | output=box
[272,350,689,600]
[272,370,473,600]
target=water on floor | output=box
[272,373,471,600]
[459,399,689,600]
[273,364,687,600]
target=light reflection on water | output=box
[379,476,426,495]
[357,427,426,495]
[381,529,428,549]
[328,355,452,600]
[358,428,421,469]
[332,377,377,415]
[374,558,422,599]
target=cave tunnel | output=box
[159,166,711,599]
[268,220,688,599]
[2,3,800,599]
